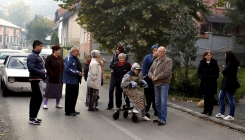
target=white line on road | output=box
[99,115,142,140]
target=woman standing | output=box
[215,51,240,120]
[106,45,127,110]
[43,45,64,109]
[86,50,105,111]
[113,53,131,109]
[197,50,219,116]
[84,54,91,82]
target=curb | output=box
[168,102,245,133]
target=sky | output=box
[0,0,63,18]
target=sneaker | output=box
[35,118,42,123]
[223,115,234,121]
[215,113,225,118]
[29,118,41,125]
[142,116,150,121]
[132,109,139,114]
[43,105,48,109]
[153,119,160,123]
[158,121,166,126]
[128,110,132,114]
[56,104,63,109]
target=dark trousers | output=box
[29,80,43,118]
[108,74,116,108]
[115,82,130,108]
[65,84,79,114]
[203,93,214,114]
[144,83,156,112]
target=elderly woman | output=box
[198,50,219,116]
[43,45,64,109]
[113,53,131,109]
[86,50,105,111]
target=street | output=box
[0,81,244,140]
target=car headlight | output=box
[8,77,15,83]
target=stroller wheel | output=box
[123,111,128,119]
[132,114,139,123]
[113,111,120,120]
[145,112,150,118]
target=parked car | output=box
[12,44,21,50]
[0,53,46,97]
[0,49,25,65]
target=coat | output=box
[221,59,240,93]
[45,54,64,84]
[87,58,102,89]
[27,50,45,79]
[197,58,220,95]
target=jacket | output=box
[148,56,172,86]
[197,58,220,95]
[84,61,90,81]
[221,59,240,93]
[142,53,154,77]
[121,63,141,88]
[62,54,81,85]
[27,50,45,79]
[45,54,64,84]
[87,58,102,89]
[109,54,128,70]
[113,62,131,84]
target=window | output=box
[200,25,209,35]
[7,56,27,69]
[0,35,2,42]
[14,29,16,35]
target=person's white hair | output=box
[91,50,100,58]
[70,46,80,52]
[118,53,125,58]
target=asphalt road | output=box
[0,81,244,140]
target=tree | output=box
[7,0,32,28]
[167,11,199,77]
[224,0,245,46]
[26,15,54,41]
[55,0,210,62]
[50,31,60,45]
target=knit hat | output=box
[151,45,158,50]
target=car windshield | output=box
[7,56,27,69]
[0,51,24,59]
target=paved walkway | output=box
[168,97,245,133]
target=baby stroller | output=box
[112,92,150,123]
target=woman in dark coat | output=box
[198,50,219,116]
[84,54,91,82]
[215,51,240,120]
[43,45,64,109]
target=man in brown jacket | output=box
[148,46,172,126]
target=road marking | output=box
[99,115,142,140]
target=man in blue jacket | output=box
[27,40,46,125]
[142,44,158,116]
[63,46,83,116]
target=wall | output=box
[67,14,80,47]
[0,26,21,48]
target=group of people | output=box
[198,50,240,120]
[26,40,240,126]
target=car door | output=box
[0,56,9,82]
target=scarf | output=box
[117,61,126,66]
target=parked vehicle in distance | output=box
[12,44,21,50]
[0,53,46,96]
[40,49,52,60]
[0,49,25,65]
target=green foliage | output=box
[54,0,210,62]
[26,15,54,41]
[50,31,59,45]
[6,0,32,27]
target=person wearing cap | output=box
[43,45,64,109]
[148,46,172,126]
[142,44,158,116]
[121,63,150,121]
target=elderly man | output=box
[148,46,172,126]
[63,46,83,116]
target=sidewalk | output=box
[168,97,245,133]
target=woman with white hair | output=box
[86,50,105,111]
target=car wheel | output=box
[2,82,9,97]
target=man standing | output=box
[27,40,45,125]
[142,45,158,116]
[148,46,172,126]
[63,46,82,116]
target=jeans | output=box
[218,90,235,117]
[154,84,170,122]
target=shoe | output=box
[215,113,225,118]
[158,121,166,126]
[29,118,41,125]
[132,109,139,114]
[142,116,150,121]
[201,111,207,115]
[43,105,48,109]
[65,113,76,116]
[74,111,80,115]
[153,119,160,123]
[128,110,132,114]
[223,115,234,121]
[106,107,112,110]
[35,118,42,123]
[95,108,99,111]
[207,113,212,116]
[88,108,97,111]
[56,104,63,109]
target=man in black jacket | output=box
[27,40,45,125]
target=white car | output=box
[0,53,46,97]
